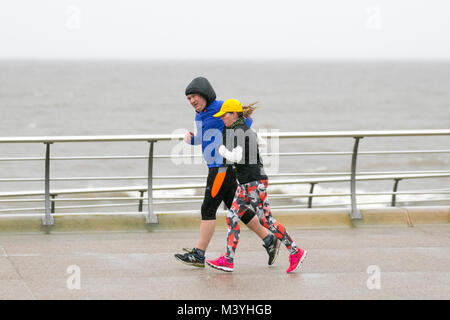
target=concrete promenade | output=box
[1,224,449,300]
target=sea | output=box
[0,60,449,213]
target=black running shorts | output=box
[201,166,237,221]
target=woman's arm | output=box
[218,145,243,163]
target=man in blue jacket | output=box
[175,77,280,268]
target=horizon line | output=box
[0,57,449,63]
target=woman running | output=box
[206,99,307,273]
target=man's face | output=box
[186,94,207,112]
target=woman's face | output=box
[220,112,238,127]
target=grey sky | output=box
[1,0,449,59]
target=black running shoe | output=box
[263,236,281,265]
[174,249,205,268]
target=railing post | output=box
[308,183,316,208]
[51,194,57,213]
[138,190,145,212]
[42,142,55,226]
[350,137,363,220]
[146,141,158,224]
[391,178,402,207]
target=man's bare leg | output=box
[174,220,215,267]
[196,220,216,251]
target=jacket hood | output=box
[185,77,217,107]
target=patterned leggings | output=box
[226,179,298,262]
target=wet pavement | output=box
[0,224,449,300]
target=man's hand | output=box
[184,131,194,144]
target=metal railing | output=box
[0,129,449,226]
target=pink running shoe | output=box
[286,249,307,273]
[206,255,234,272]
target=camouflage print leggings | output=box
[225,179,298,263]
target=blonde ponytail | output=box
[242,101,258,118]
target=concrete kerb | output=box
[0,207,447,233]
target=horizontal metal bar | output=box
[301,197,450,208]
[1,172,449,198]
[0,175,204,182]
[262,150,450,157]
[0,130,449,144]
[358,150,450,155]
[268,171,450,177]
[0,212,147,218]
[152,189,450,200]
[2,170,450,183]
[259,130,450,139]
[173,201,449,212]
[2,194,449,213]
[264,198,450,210]
[0,202,142,213]
[1,189,449,204]
[0,197,145,203]
[2,201,449,218]
[262,190,450,199]
[0,156,129,161]
[154,199,202,205]
[53,197,145,201]
[0,177,149,182]
[0,156,150,162]
[265,173,450,185]
[3,149,449,162]
[0,134,183,144]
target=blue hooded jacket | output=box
[186,77,252,168]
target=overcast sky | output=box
[0,0,449,60]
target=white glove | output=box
[218,145,227,157]
[218,144,243,163]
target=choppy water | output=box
[0,60,449,211]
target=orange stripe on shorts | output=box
[211,171,226,198]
